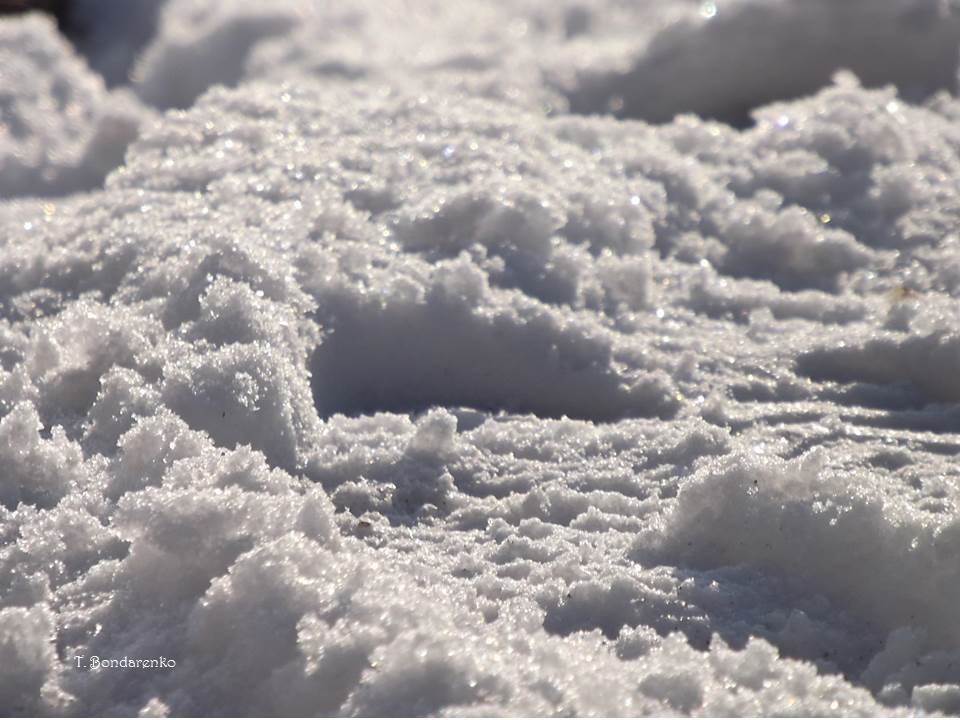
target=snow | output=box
[0,15,152,198]
[560,0,960,124]
[2,0,960,716]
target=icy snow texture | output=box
[2,0,960,716]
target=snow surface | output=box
[2,0,960,716]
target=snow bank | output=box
[0,15,152,198]
[3,0,960,716]
[798,331,960,404]
[126,0,960,126]
[132,0,302,110]
[639,449,960,664]
[561,0,960,124]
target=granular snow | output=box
[2,0,960,716]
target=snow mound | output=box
[132,0,302,110]
[0,14,152,198]
[562,0,960,124]
[128,0,960,127]
[798,331,960,404]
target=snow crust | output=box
[2,0,960,716]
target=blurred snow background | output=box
[2,0,960,716]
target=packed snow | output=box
[2,0,960,716]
